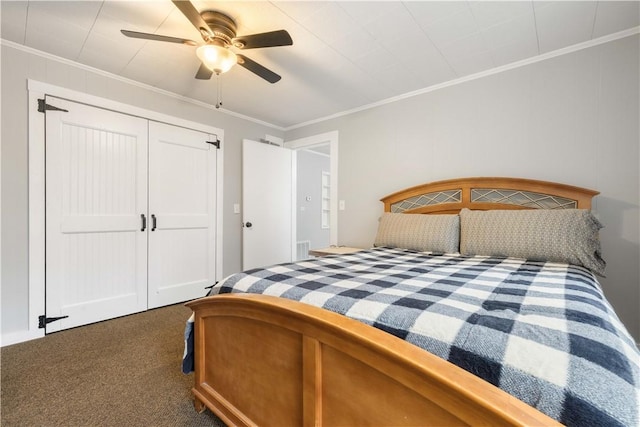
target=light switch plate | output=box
[233,203,240,214]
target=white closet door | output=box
[148,122,216,308]
[45,96,148,332]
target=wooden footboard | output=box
[186,294,559,427]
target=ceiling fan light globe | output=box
[196,44,237,74]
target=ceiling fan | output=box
[121,0,293,84]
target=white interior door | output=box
[45,96,148,332]
[242,139,293,270]
[148,122,216,308]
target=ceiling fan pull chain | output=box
[216,74,223,109]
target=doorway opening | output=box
[296,144,331,259]
[285,131,338,261]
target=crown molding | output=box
[0,38,285,131]
[284,26,640,131]
[3,25,638,133]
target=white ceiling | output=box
[2,1,639,128]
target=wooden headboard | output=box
[381,177,599,214]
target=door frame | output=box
[23,80,224,344]
[285,131,339,247]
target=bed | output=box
[185,177,639,426]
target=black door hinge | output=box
[39,315,69,328]
[37,99,69,114]
[206,139,220,149]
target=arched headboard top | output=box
[380,177,599,214]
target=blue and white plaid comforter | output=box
[188,247,640,426]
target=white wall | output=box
[285,34,640,340]
[0,44,283,337]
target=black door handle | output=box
[245,222,252,228]
[151,214,157,231]
[141,214,146,232]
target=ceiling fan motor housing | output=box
[201,11,237,46]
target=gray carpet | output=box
[0,304,226,427]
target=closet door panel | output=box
[148,121,216,308]
[45,96,148,332]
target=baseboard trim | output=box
[1,330,44,347]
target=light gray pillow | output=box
[374,213,460,253]
[459,208,605,276]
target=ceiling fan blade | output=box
[233,30,293,50]
[121,29,197,46]
[237,54,281,84]
[172,0,213,40]
[195,63,214,80]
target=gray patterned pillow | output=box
[459,208,605,276]
[374,213,460,253]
